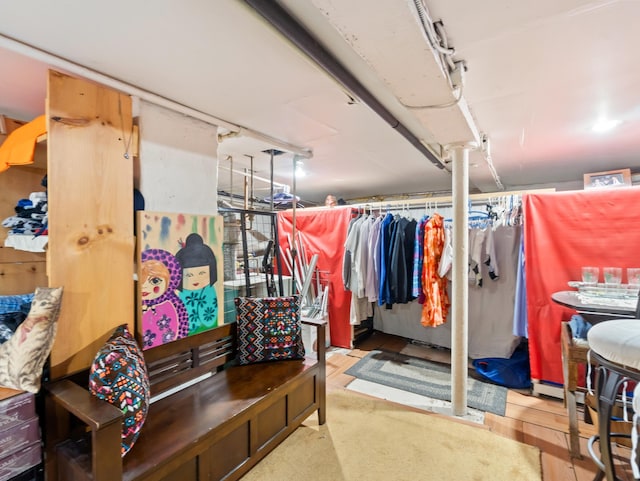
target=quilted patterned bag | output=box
[234,296,305,365]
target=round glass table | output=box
[552,290,638,459]
[552,290,637,323]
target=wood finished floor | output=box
[325,331,635,481]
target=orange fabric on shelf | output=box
[0,115,46,173]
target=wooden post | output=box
[47,70,134,378]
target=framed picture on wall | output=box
[583,168,632,189]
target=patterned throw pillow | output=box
[234,296,305,365]
[0,287,63,392]
[89,324,150,457]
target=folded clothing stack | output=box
[2,192,48,236]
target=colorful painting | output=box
[137,211,224,350]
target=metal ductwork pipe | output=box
[244,0,445,170]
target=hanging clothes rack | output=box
[346,188,554,211]
[281,187,553,415]
[345,187,553,416]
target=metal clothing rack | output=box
[345,187,553,415]
[282,187,553,415]
[346,188,554,211]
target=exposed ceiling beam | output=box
[243,0,446,171]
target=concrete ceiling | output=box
[1,0,639,205]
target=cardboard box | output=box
[0,392,35,434]
[0,442,41,481]
[0,417,40,458]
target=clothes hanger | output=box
[469,209,490,218]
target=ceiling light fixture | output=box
[295,159,306,178]
[592,117,622,133]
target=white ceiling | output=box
[1,0,639,205]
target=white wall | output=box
[138,101,218,214]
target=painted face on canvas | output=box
[141,260,170,301]
[183,266,210,290]
[143,275,167,301]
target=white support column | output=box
[447,142,474,417]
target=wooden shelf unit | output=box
[1,71,136,380]
[0,130,48,295]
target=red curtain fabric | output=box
[524,188,640,384]
[277,207,353,348]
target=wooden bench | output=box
[45,318,326,481]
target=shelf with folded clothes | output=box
[1,116,49,255]
[2,188,49,253]
[0,123,48,295]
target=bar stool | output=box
[587,319,640,481]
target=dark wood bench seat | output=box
[46,318,326,481]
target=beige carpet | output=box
[241,390,541,481]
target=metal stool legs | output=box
[587,351,637,481]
